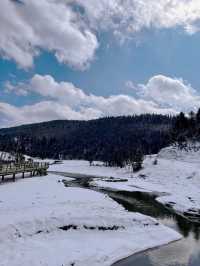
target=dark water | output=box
[109,191,200,266]
[63,177,200,266]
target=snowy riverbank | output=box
[0,172,181,266]
[49,144,200,219]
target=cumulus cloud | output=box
[0,74,181,128]
[0,0,98,69]
[1,1,200,68]
[138,75,200,111]
[2,73,200,127]
[0,101,102,128]
[13,74,180,115]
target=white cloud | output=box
[0,0,98,69]
[75,0,200,38]
[14,74,179,116]
[2,73,200,127]
[0,74,180,127]
[1,1,200,68]
[125,80,138,91]
[29,74,87,107]
[138,75,200,112]
[4,81,28,96]
[0,101,101,128]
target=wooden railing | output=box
[0,162,49,182]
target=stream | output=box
[110,191,200,266]
[61,175,200,266]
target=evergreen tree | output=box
[196,108,200,124]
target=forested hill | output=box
[0,114,174,162]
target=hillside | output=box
[0,114,174,160]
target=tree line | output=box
[172,108,200,147]
[0,114,175,171]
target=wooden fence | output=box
[0,162,49,182]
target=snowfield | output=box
[49,144,200,218]
[0,173,181,266]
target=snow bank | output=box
[0,151,15,161]
[0,174,181,266]
[49,160,133,179]
[158,142,200,163]
[49,145,200,218]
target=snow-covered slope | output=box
[158,142,200,162]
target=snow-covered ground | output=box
[0,151,15,161]
[49,144,200,217]
[3,144,199,265]
[0,173,181,266]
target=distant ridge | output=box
[0,114,174,160]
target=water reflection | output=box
[63,178,200,266]
[148,234,200,266]
[110,191,200,266]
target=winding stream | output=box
[109,191,200,266]
[60,174,200,266]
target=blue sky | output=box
[1,0,200,127]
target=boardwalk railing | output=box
[0,162,49,182]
